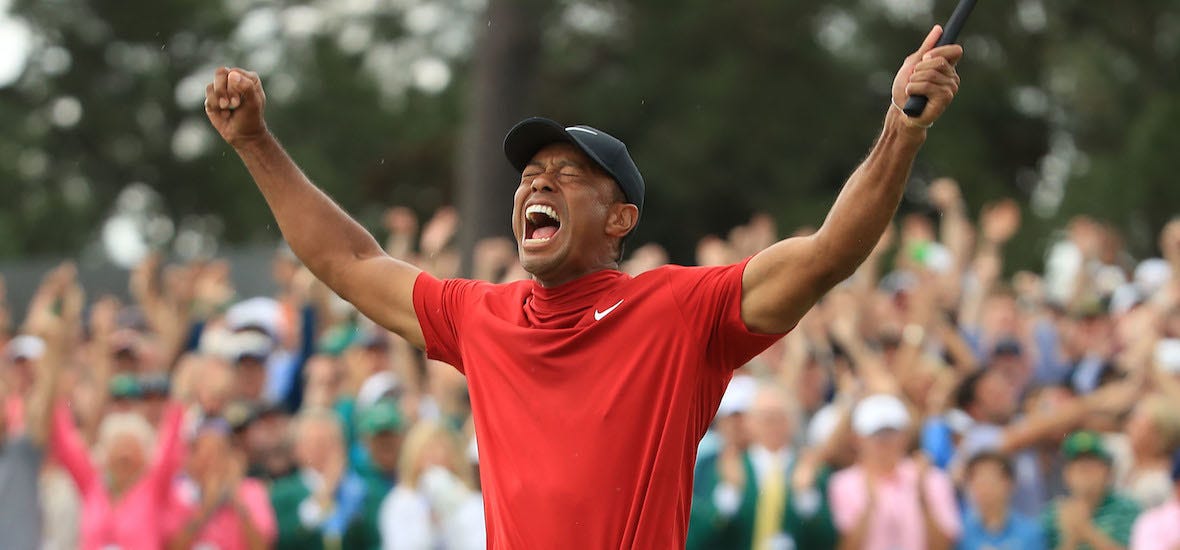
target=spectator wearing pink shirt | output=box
[830,394,962,550]
[1129,451,1180,550]
[50,401,186,550]
[166,418,276,550]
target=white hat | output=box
[356,371,400,410]
[717,375,757,417]
[5,335,46,362]
[226,331,275,362]
[807,403,842,447]
[852,394,911,436]
[225,297,282,340]
[944,408,975,435]
[1155,339,1180,375]
[1108,284,1142,316]
[1135,258,1172,296]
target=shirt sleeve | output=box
[379,487,435,550]
[923,469,963,539]
[827,468,865,533]
[412,273,490,373]
[1107,498,1140,546]
[665,258,786,370]
[48,402,98,494]
[148,404,187,502]
[241,479,279,544]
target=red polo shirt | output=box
[412,259,782,548]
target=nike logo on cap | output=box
[594,299,624,321]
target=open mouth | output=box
[524,204,562,246]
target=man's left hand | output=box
[891,25,964,130]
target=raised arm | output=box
[742,26,962,333]
[205,68,424,348]
[24,264,81,447]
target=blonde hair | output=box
[1141,395,1180,452]
[96,412,156,463]
[398,420,471,489]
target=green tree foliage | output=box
[1,0,1176,269]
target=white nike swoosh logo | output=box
[594,299,625,321]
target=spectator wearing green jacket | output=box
[270,408,377,549]
[688,383,838,550]
[1042,431,1140,550]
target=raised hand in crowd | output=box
[383,206,420,261]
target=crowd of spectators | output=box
[2,177,1180,549]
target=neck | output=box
[977,502,1008,530]
[864,459,899,476]
[535,261,619,287]
[1077,490,1106,508]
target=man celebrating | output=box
[204,25,962,549]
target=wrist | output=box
[231,130,276,156]
[883,106,929,147]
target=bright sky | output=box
[0,0,33,88]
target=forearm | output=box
[920,499,953,550]
[839,516,872,550]
[1001,400,1087,453]
[812,112,925,281]
[234,134,386,287]
[26,344,63,446]
[235,502,269,550]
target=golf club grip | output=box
[902,0,977,118]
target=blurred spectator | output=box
[51,401,185,549]
[4,200,1180,549]
[830,394,961,550]
[0,268,71,550]
[1118,395,1180,509]
[958,451,1046,550]
[1129,451,1180,550]
[166,418,276,549]
[355,399,405,544]
[951,369,1140,516]
[1043,431,1140,550]
[270,407,375,549]
[378,420,484,550]
[687,383,837,550]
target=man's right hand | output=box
[205,67,268,147]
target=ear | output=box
[605,203,639,239]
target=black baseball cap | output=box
[503,117,645,217]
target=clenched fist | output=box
[205,67,268,147]
[891,26,964,130]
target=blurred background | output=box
[2,2,1180,550]
[1,0,1178,304]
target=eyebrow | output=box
[524,159,588,171]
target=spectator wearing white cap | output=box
[1,329,63,550]
[687,383,838,550]
[696,373,755,461]
[829,393,961,550]
[2,334,44,433]
[224,296,318,412]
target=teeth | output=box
[525,204,560,224]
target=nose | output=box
[529,173,555,194]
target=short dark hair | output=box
[965,451,1015,480]
[608,182,630,262]
[954,369,989,411]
